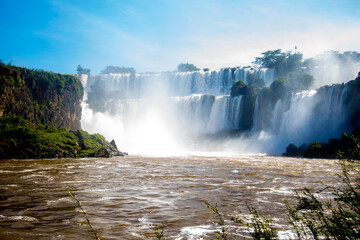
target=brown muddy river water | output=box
[0,155,340,239]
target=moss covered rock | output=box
[0,116,123,159]
[230,80,248,97]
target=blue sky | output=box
[1,0,360,74]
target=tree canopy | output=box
[270,72,314,97]
[253,49,303,77]
[76,65,91,75]
[100,66,136,74]
[176,63,200,72]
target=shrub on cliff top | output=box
[176,63,200,72]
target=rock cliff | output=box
[0,63,125,159]
[0,63,83,130]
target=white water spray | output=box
[79,66,356,156]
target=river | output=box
[0,155,340,239]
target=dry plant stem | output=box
[68,189,100,240]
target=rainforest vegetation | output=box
[0,63,123,159]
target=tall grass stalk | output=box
[67,189,100,240]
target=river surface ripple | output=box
[0,155,340,239]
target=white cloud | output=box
[170,19,360,71]
[47,0,360,73]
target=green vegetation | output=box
[284,128,360,159]
[205,201,277,240]
[100,65,136,74]
[0,115,120,159]
[0,62,83,130]
[0,63,124,159]
[176,63,200,72]
[253,49,303,77]
[205,136,360,239]
[228,49,317,131]
[250,49,314,99]
[68,137,359,239]
[77,65,91,75]
[269,72,314,97]
[283,143,308,157]
[230,80,248,97]
[154,222,165,239]
[0,62,83,99]
[286,158,360,239]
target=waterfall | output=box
[266,85,351,150]
[83,67,275,98]
[251,96,259,132]
[78,68,358,155]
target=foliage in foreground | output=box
[206,138,360,240]
[205,201,277,240]
[67,132,359,239]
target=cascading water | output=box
[262,84,353,153]
[79,67,358,155]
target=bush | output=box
[100,66,136,74]
[270,77,290,97]
[283,143,300,156]
[231,80,248,96]
[176,63,200,72]
[76,65,91,75]
[286,158,360,239]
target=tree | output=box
[76,65,91,75]
[269,72,314,98]
[100,66,136,74]
[270,77,290,96]
[176,63,200,72]
[253,49,303,77]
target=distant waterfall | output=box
[251,96,259,132]
[79,68,358,155]
[83,68,275,97]
[267,84,351,148]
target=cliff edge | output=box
[0,63,124,159]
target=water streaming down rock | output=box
[83,68,275,96]
[79,68,359,154]
[263,82,358,152]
